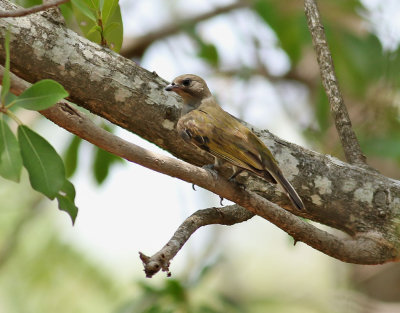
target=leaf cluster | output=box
[0,31,77,223]
[69,0,123,52]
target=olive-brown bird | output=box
[165,74,304,210]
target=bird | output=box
[165,74,304,210]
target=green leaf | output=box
[56,179,78,224]
[87,24,102,36]
[93,146,123,185]
[101,0,118,26]
[71,0,123,52]
[71,0,97,21]
[0,118,22,182]
[83,0,98,10]
[58,1,75,23]
[185,27,219,67]
[198,42,219,67]
[18,125,65,199]
[4,93,17,106]
[64,135,82,178]
[253,0,308,64]
[61,178,76,201]
[103,22,120,37]
[103,8,123,52]
[14,79,68,111]
[1,29,11,104]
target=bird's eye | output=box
[182,79,191,86]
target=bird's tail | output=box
[267,170,305,210]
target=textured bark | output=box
[140,205,255,277]
[3,70,394,270]
[304,0,367,167]
[0,0,399,264]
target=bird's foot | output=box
[227,168,246,189]
[202,163,218,179]
[234,181,246,190]
[193,164,218,190]
[227,175,246,190]
[227,169,242,181]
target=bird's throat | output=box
[181,100,200,116]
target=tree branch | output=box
[304,0,367,167]
[2,67,398,270]
[0,0,400,268]
[140,205,254,277]
[0,0,69,18]
[120,0,250,59]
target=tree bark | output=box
[0,0,399,264]
[304,0,367,167]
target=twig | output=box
[304,0,367,166]
[140,205,254,277]
[0,0,69,18]
[1,67,396,272]
[120,0,250,58]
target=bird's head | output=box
[165,74,212,114]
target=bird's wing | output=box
[177,105,267,173]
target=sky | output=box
[50,0,400,282]
[362,0,400,50]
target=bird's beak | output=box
[165,83,179,92]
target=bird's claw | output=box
[193,164,219,190]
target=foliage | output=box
[63,134,82,178]
[249,0,400,172]
[13,0,124,52]
[0,31,77,224]
[70,0,123,52]
[2,0,400,312]
[93,144,124,184]
[114,265,249,313]
[0,118,22,181]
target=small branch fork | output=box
[0,0,69,18]
[0,0,388,278]
[304,0,367,167]
[140,205,254,278]
[1,68,396,277]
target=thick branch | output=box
[0,0,68,17]
[140,205,254,277]
[0,0,399,265]
[120,0,250,59]
[304,0,367,166]
[2,67,398,266]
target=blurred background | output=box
[1,0,400,312]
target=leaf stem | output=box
[4,109,23,126]
[5,100,16,109]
